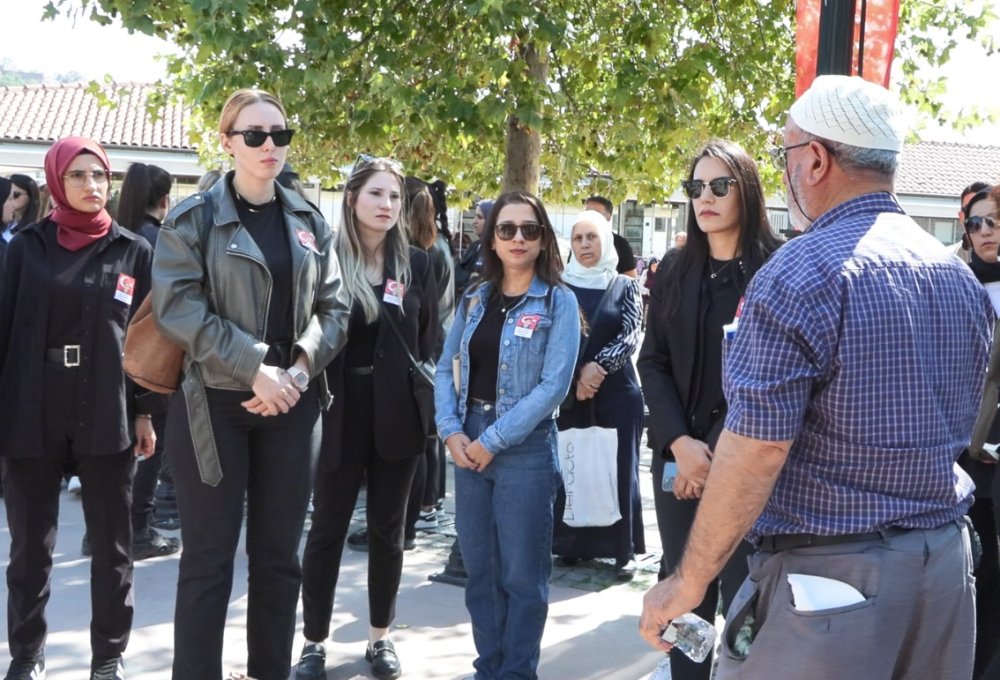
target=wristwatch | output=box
[286,366,309,392]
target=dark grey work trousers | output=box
[651,452,752,680]
[3,364,135,663]
[168,387,320,680]
[717,521,975,680]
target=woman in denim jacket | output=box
[434,191,580,680]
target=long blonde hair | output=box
[336,158,411,323]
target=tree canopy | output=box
[52,0,997,202]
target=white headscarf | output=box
[563,210,619,289]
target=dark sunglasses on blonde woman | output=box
[681,177,738,200]
[228,128,295,147]
[495,221,544,241]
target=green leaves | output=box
[58,0,997,201]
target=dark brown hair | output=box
[661,139,782,318]
[476,191,565,291]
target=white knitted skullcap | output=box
[790,75,906,152]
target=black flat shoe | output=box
[365,639,401,680]
[132,528,180,561]
[347,528,369,552]
[294,642,326,680]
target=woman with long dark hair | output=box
[296,157,438,680]
[435,191,579,680]
[116,162,181,560]
[153,88,350,680]
[0,136,155,680]
[637,139,782,680]
[3,174,40,239]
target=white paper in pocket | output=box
[787,573,866,612]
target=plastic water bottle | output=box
[661,462,677,492]
[660,612,717,663]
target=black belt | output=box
[756,526,912,552]
[469,398,495,412]
[347,365,374,375]
[46,345,81,367]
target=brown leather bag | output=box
[122,293,184,394]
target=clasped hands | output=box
[445,433,494,472]
[575,361,607,401]
[669,435,713,500]
[242,363,305,416]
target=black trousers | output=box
[4,366,135,662]
[652,453,751,680]
[131,410,167,533]
[405,436,443,540]
[301,374,419,639]
[169,387,320,680]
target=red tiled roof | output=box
[897,141,1000,198]
[0,82,192,151]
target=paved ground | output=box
[0,439,673,679]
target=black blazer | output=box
[320,247,438,470]
[0,220,153,457]
[637,250,726,459]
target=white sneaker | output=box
[415,509,438,530]
[68,476,82,497]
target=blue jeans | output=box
[455,402,560,680]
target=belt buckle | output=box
[64,345,81,367]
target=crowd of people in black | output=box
[1,76,999,680]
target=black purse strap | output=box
[380,302,425,373]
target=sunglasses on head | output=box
[966,215,998,234]
[228,128,295,148]
[350,153,404,177]
[495,221,544,241]
[681,177,738,200]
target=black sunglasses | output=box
[495,221,544,241]
[350,153,404,177]
[966,215,999,234]
[228,128,295,148]
[681,177,738,200]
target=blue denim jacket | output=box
[434,276,580,455]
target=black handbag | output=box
[381,306,436,437]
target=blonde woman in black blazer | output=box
[297,157,437,680]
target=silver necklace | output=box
[499,293,523,313]
[708,258,736,279]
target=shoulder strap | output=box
[380,304,424,372]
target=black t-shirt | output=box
[613,233,636,273]
[232,185,293,358]
[468,291,524,402]
[344,284,382,369]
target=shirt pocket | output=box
[520,314,553,355]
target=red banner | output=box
[796,0,900,97]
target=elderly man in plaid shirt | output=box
[640,75,992,680]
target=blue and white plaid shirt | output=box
[724,193,992,542]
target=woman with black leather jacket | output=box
[152,89,350,680]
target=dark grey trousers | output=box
[717,521,975,680]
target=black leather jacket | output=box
[152,175,350,484]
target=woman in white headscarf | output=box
[553,209,646,578]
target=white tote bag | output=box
[556,425,621,527]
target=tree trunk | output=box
[502,41,548,195]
